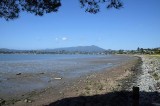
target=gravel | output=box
[133,56,160,92]
[130,55,160,105]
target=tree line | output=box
[104,47,160,55]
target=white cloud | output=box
[55,37,68,41]
[62,37,67,41]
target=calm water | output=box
[0,54,119,74]
[0,54,107,61]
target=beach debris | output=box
[24,99,32,103]
[0,98,5,105]
[39,72,44,74]
[24,99,28,103]
[16,73,21,75]
[28,100,32,103]
[54,77,62,80]
[48,80,51,82]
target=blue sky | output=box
[0,0,160,50]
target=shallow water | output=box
[0,54,133,98]
[0,54,126,75]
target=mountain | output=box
[0,48,19,52]
[0,48,11,51]
[46,45,106,53]
[0,45,106,54]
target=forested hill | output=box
[0,45,106,54]
[47,45,105,52]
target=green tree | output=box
[140,48,144,54]
[0,0,123,21]
[118,49,124,54]
[137,47,140,52]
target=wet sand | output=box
[0,55,139,106]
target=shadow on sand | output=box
[46,90,160,106]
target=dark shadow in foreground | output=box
[46,90,160,106]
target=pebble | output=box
[0,98,5,105]
[48,80,51,82]
[54,77,62,80]
[24,99,32,103]
[28,100,32,103]
[24,99,28,102]
[16,73,21,75]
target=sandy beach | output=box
[1,55,160,106]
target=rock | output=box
[0,98,5,105]
[24,99,32,103]
[54,77,62,80]
[48,80,51,82]
[157,82,160,88]
[59,92,63,94]
[117,84,121,86]
[28,100,32,103]
[24,99,28,103]
[16,73,21,75]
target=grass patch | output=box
[152,72,159,80]
[150,54,160,57]
[85,86,91,91]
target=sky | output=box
[0,0,160,50]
